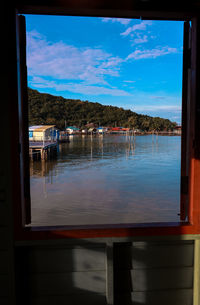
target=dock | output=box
[29,141,57,160]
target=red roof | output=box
[121,128,130,131]
[111,127,122,131]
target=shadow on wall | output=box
[15,239,107,305]
[114,240,193,305]
[15,237,194,305]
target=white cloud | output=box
[126,46,178,60]
[30,76,131,97]
[120,21,152,37]
[101,18,131,25]
[27,30,123,85]
[133,34,148,44]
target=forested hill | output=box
[28,88,177,131]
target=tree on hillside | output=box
[28,88,177,131]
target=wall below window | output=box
[15,243,107,305]
[12,237,195,305]
[114,240,194,305]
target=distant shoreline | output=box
[69,131,181,136]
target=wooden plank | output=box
[181,21,191,221]
[131,267,194,291]
[30,271,106,296]
[114,241,194,269]
[193,239,200,305]
[16,14,31,225]
[106,242,114,305]
[27,247,105,273]
[15,222,200,241]
[188,17,200,224]
[132,241,194,269]
[14,234,200,247]
[194,18,200,160]
[116,289,193,305]
[16,0,200,20]
[115,267,193,292]
[30,294,106,305]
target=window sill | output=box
[14,221,200,241]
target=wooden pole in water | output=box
[41,148,44,160]
[29,148,33,161]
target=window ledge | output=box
[14,221,200,241]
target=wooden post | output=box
[29,148,33,161]
[41,148,44,160]
[106,242,114,305]
[41,159,45,176]
[193,239,200,305]
[180,21,191,221]
[45,149,48,160]
[188,18,200,225]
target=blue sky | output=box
[26,15,183,123]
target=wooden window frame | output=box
[12,3,200,241]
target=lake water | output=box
[30,135,181,226]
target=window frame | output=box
[12,4,200,241]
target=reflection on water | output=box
[30,135,181,226]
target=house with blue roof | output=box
[66,126,80,134]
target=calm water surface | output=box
[30,135,181,226]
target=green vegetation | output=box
[28,88,177,131]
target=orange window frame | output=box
[12,6,200,241]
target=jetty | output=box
[29,141,57,160]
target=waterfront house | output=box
[88,127,97,133]
[66,126,80,134]
[134,128,141,133]
[29,125,58,141]
[111,127,122,132]
[85,122,98,129]
[59,130,69,142]
[174,125,182,135]
[111,127,130,133]
[121,128,131,132]
[80,128,88,134]
[97,126,107,134]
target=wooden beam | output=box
[193,239,200,305]
[106,242,114,305]
[15,0,199,20]
[181,21,191,221]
